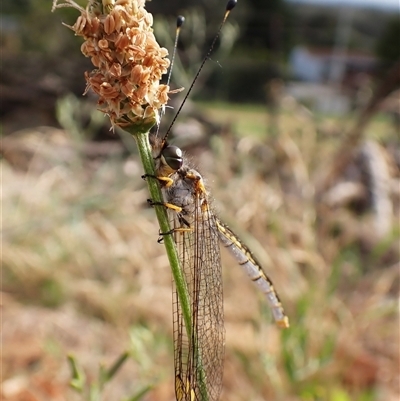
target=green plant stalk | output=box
[67,354,86,392]
[105,351,130,381]
[130,130,209,400]
[128,129,192,338]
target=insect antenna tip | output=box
[226,0,237,12]
[177,15,185,28]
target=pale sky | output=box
[288,0,399,10]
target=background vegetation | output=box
[1,1,399,401]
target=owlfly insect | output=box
[148,137,289,400]
[146,1,289,399]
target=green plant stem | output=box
[130,130,192,340]
[126,128,208,400]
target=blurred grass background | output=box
[1,0,399,401]
[3,98,399,401]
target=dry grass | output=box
[2,101,399,401]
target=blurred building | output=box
[289,46,377,83]
[287,46,377,114]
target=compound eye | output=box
[162,145,183,171]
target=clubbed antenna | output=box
[162,0,237,142]
[156,15,185,137]
[167,16,185,89]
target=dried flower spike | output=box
[52,0,171,131]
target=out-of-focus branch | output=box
[317,59,400,196]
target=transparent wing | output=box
[172,196,225,401]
